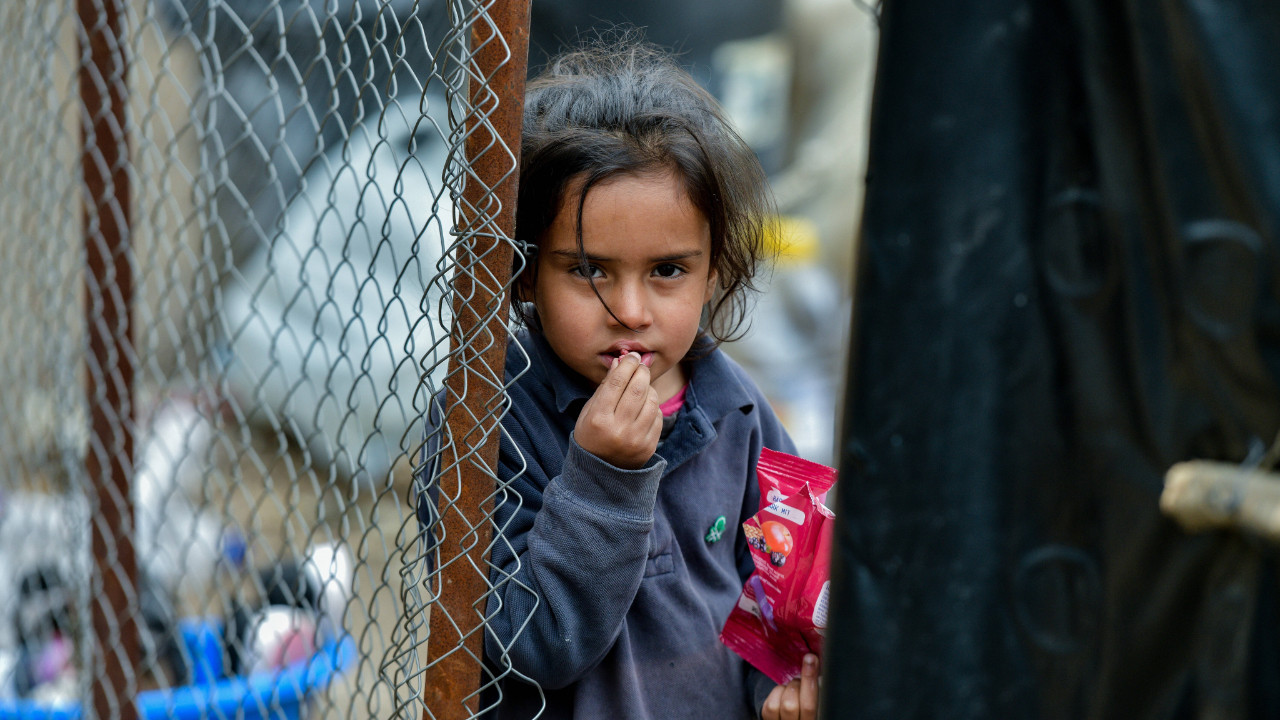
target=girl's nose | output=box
[607,281,652,331]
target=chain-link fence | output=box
[0,0,527,717]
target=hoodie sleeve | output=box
[481,397,668,689]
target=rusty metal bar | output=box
[425,1,531,718]
[79,0,139,717]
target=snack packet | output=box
[720,448,837,685]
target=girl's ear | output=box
[515,270,537,309]
[512,240,539,305]
[512,266,542,331]
[703,268,718,305]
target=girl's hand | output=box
[762,654,820,720]
[574,352,662,469]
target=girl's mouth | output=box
[599,349,655,368]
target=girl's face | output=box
[533,171,716,403]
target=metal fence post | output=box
[79,0,139,717]
[425,1,530,718]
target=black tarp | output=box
[827,1,1280,717]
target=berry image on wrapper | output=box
[761,521,793,557]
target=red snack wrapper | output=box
[720,448,837,685]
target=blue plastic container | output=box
[0,619,355,720]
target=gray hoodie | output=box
[480,330,797,719]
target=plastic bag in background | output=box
[721,448,837,684]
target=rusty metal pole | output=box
[80,0,139,717]
[425,1,531,719]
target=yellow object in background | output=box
[764,215,821,265]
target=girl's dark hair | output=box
[514,34,775,350]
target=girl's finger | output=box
[614,353,652,417]
[644,387,662,434]
[799,654,819,719]
[639,404,663,451]
[594,353,640,414]
[781,680,801,720]
[762,685,783,720]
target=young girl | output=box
[480,38,820,719]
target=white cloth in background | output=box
[221,107,453,487]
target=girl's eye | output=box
[570,263,604,279]
[653,263,685,279]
